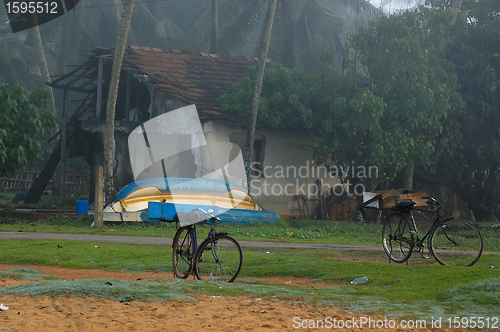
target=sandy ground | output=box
[0,264,463,331]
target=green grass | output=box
[0,240,172,272]
[0,217,392,246]
[221,219,382,245]
[0,268,58,281]
[0,239,499,320]
[2,216,500,252]
[0,210,499,320]
[0,192,80,210]
[0,277,192,302]
[0,216,180,237]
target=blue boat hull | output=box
[104,178,280,224]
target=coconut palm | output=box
[41,0,193,74]
[29,26,57,116]
[0,33,39,88]
[193,0,380,69]
[244,0,278,189]
[102,0,136,223]
[0,19,57,113]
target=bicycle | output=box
[382,196,483,266]
[172,208,243,282]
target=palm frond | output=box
[328,0,381,14]
[218,0,266,54]
[155,17,193,41]
[58,0,102,70]
[191,6,212,34]
[288,0,307,21]
[306,0,344,42]
[293,9,316,67]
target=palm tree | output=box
[193,0,379,69]
[43,0,192,74]
[101,0,136,227]
[29,26,57,117]
[210,0,218,53]
[244,0,277,190]
[0,34,39,88]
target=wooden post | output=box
[96,57,104,119]
[59,89,68,205]
[94,165,104,228]
[125,71,131,120]
[94,57,104,228]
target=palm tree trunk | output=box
[210,0,218,54]
[280,1,296,68]
[103,0,136,206]
[400,161,414,190]
[451,0,463,24]
[244,0,277,191]
[30,25,57,125]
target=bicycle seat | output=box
[398,201,416,209]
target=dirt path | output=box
[0,264,462,331]
[0,231,383,252]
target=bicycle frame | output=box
[382,194,483,266]
[173,207,243,281]
[396,206,453,250]
[175,214,223,272]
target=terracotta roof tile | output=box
[119,47,271,124]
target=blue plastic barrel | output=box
[75,200,89,214]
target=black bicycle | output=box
[382,196,483,266]
[172,208,243,283]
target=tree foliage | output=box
[0,82,56,178]
[350,4,463,185]
[193,0,380,70]
[219,64,386,188]
[220,4,461,190]
[221,0,500,218]
[435,0,500,219]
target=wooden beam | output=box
[125,71,131,120]
[47,93,93,143]
[94,164,104,228]
[51,63,87,84]
[95,57,104,119]
[59,89,68,205]
[64,66,97,87]
[46,83,94,93]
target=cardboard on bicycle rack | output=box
[362,189,428,210]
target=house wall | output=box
[202,121,341,217]
[113,89,343,217]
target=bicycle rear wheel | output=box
[172,226,195,278]
[429,220,483,266]
[382,213,414,263]
[194,234,243,283]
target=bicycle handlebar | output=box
[422,196,438,203]
[192,208,221,221]
[422,196,441,209]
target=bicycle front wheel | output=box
[429,220,483,266]
[194,234,243,283]
[172,226,195,278]
[382,213,414,263]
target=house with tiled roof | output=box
[33,46,340,217]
